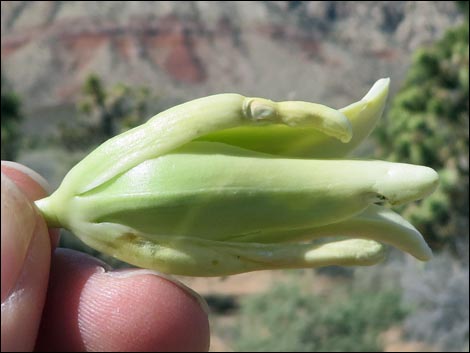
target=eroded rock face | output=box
[0,1,463,110]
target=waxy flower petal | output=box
[35,78,439,276]
[199,78,389,158]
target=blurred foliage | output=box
[232,280,406,352]
[59,74,152,151]
[456,0,469,16]
[1,79,23,160]
[374,10,469,253]
[354,250,469,352]
[400,253,469,351]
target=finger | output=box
[36,249,210,352]
[1,161,60,248]
[1,174,51,351]
[1,161,51,201]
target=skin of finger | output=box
[1,176,52,351]
[35,249,210,352]
[1,174,37,302]
[1,163,60,248]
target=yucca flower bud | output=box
[35,78,439,276]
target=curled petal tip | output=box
[307,205,433,261]
[362,78,390,102]
[248,98,353,143]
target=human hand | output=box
[1,161,210,352]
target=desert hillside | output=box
[1,1,463,112]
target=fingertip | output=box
[1,161,51,200]
[1,175,52,351]
[1,174,37,302]
[1,161,60,247]
[105,269,211,351]
[37,250,210,352]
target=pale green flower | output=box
[35,78,439,276]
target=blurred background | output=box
[1,1,468,351]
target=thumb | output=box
[1,162,52,351]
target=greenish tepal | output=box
[35,78,439,276]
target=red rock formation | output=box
[163,30,206,83]
[0,1,462,109]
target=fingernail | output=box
[106,269,210,315]
[1,174,37,302]
[1,161,51,194]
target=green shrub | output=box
[233,280,406,352]
[59,74,152,151]
[374,15,469,253]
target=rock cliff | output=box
[1,1,463,110]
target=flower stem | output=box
[35,197,62,228]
